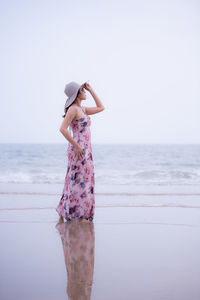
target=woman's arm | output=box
[83,82,105,115]
[59,106,79,148]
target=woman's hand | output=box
[74,144,84,160]
[83,81,93,93]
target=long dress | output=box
[56,106,95,222]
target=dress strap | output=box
[81,106,85,114]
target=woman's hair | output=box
[62,90,80,118]
[62,103,73,118]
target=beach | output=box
[1,182,200,300]
[1,0,199,296]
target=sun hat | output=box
[64,81,83,110]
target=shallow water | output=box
[1,204,200,300]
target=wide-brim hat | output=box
[64,81,83,110]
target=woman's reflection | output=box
[56,221,95,300]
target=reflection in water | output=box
[56,221,95,300]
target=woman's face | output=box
[77,86,87,100]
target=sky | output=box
[0,0,199,144]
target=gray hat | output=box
[64,81,82,110]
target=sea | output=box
[0,143,200,187]
[0,142,200,213]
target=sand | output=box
[0,184,200,300]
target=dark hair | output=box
[62,90,80,118]
[62,104,70,118]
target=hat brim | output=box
[64,85,83,110]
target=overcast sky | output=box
[0,0,199,144]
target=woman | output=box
[56,81,105,223]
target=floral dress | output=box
[56,106,95,222]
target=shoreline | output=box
[1,182,200,195]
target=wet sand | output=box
[1,188,200,300]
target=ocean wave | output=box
[0,168,199,185]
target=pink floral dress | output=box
[56,107,95,222]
